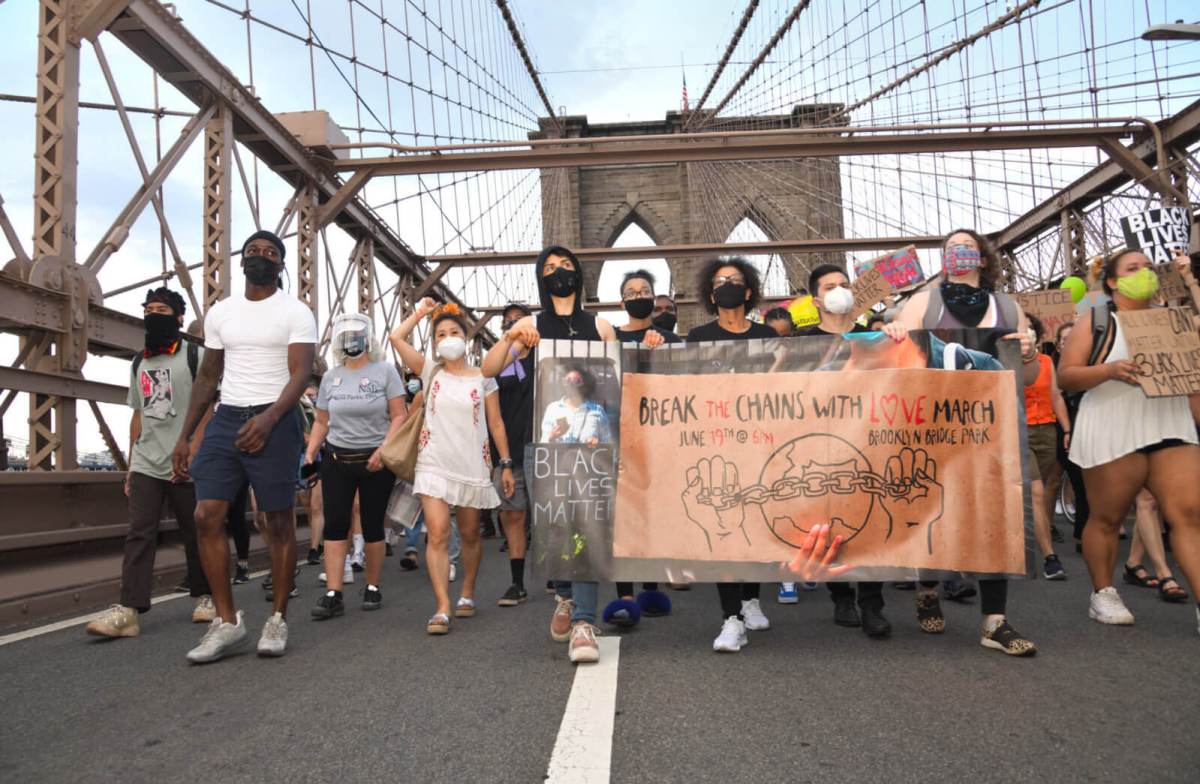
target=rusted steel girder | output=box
[333,126,1135,178]
[427,236,945,267]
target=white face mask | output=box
[436,335,466,361]
[823,285,854,315]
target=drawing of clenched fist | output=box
[681,456,749,552]
[878,447,945,554]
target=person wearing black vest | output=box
[685,257,777,653]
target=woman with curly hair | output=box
[390,299,516,635]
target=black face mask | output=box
[544,267,578,298]
[712,282,748,310]
[940,281,989,327]
[652,312,677,332]
[244,255,279,286]
[144,312,180,349]
[624,297,654,320]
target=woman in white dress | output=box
[1058,249,1200,632]
[390,299,515,634]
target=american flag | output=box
[681,70,689,113]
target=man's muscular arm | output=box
[171,349,223,476]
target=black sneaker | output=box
[1050,525,1064,544]
[545,580,557,595]
[232,564,250,584]
[942,580,977,602]
[172,579,190,594]
[385,543,394,557]
[311,591,345,619]
[264,567,301,601]
[860,605,892,639]
[399,551,418,571]
[1043,554,1067,580]
[833,596,861,627]
[350,561,364,573]
[980,619,1037,656]
[497,584,528,606]
[306,548,321,565]
[362,585,383,611]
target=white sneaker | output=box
[318,567,354,585]
[713,616,748,652]
[257,612,288,657]
[449,563,458,582]
[1089,586,1134,625]
[186,610,247,663]
[741,598,770,630]
[192,595,216,623]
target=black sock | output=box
[510,557,525,589]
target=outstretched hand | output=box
[783,524,854,582]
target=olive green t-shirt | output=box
[127,346,199,480]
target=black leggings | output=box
[616,582,659,596]
[717,582,761,619]
[920,578,1007,615]
[226,483,251,560]
[320,447,395,543]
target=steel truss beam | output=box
[427,236,945,267]
[0,276,143,356]
[202,102,233,311]
[0,366,127,405]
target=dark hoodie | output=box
[535,245,584,313]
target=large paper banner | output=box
[1121,207,1192,264]
[529,334,1032,583]
[1016,288,1075,339]
[1118,307,1200,397]
[854,245,925,290]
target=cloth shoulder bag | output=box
[380,363,440,482]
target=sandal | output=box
[426,613,450,635]
[1122,564,1160,588]
[454,597,476,618]
[1158,576,1189,603]
[916,591,945,634]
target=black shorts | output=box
[1136,438,1189,455]
[192,404,303,512]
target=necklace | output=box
[558,312,578,337]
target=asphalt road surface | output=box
[2,543,1198,783]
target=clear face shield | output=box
[332,313,372,360]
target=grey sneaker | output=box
[186,611,247,664]
[257,612,288,657]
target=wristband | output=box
[499,458,514,469]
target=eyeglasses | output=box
[246,245,280,260]
[712,275,746,287]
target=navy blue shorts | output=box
[192,404,303,512]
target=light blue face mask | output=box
[842,330,888,345]
[406,379,421,395]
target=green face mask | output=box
[1115,267,1159,301]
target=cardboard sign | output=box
[530,443,617,580]
[787,295,821,327]
[1118,308,1200,397]
[854,245,925,290]
[1015,288,1075,340]
[850,268,893,320]
[1121,207,1192,264]
[1155,264,1190,302]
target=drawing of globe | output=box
[758,433,875,548]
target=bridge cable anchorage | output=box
[494,0,560,133]
[708,0,815,121]
[686,0,760,128]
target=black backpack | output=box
[1062,299,1117,421]
[132,340,200,380]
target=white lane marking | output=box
[545,636,621,784]
[0,570,272,648]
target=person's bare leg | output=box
[500,510,527,560]
[1131,488,1173,580]
[1031,479,1055,558]
[1145,446,1200,598]
[194,499,235,621]
[1081,454,1148,591]
[324,539,349,590]
[456,507,482,600]
[1044,463,1063,531]
[364,541,386,586]
[309,482,324,550]
[262,509,296,617]
[421,497,452,616]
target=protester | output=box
[1022,313,1071,580]
[616,270,681,346]
[305,314,404,619]
[763,306,795,338]
[685,256,777,653]
[492,302,536,606]
[87,288,213,639]
[1126,489,1188,601]
[390,300,514,635]
[894,228,1038,656]
[172,230,317,662]
[301,378,326,567]
[651,294,678,335]
[1054,321,1091,546]
[1057,248,1200,630]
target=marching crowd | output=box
[86,226,1200,667]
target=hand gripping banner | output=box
[529,331,1035,583]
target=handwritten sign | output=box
[1119,308,1200,397]
[1015,288,1075,340]
[530,443,616,580]
[855,245,925,290]
[850,267,893,320]
[1155,264,1189,302]
[1121,207,1192,264]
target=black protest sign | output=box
[529,443,616,580]
[1121,207,1192,264]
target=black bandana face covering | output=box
[144,313,179,350]
[941,281,989,327]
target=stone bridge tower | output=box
[533,105,846,329]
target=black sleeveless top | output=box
[537,310,602,341]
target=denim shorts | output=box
[192,404,303,512]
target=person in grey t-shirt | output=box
[304,313,405,617]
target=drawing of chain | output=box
[697,469,915,511]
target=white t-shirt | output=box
[204,290,318,406]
